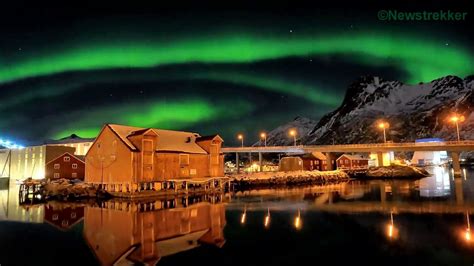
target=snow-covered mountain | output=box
[253,116,318,146]
[304,75,473,145]
[268,75,474,148]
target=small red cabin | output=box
[301,152,328,171]
[336,154,369,170]
[45,152,85,180]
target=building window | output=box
[72,163,78,169]
[345,159,349,164]
[52,214,59,221]
[62,220,69,226]
[64,156,70,162]
[71,212,76,218]
[54,173,60,178]
[179,154,190,165]
[72,173,77,178]
[54,164,60,169]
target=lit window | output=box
[52,214,59,221]
[71,212,76,218]
[54,164,60,169]
[54,173,60,179]
[64,156,70,162]
[71,173,77,178]
[72,163,78,169]
[62,220,69,226]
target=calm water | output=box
[2,166,474,266]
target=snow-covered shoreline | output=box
[230,170,349,189]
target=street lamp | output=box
[449,114,465,142]
[237,134,244,147]
[378,122,390,143]
[260,132,267,147]
[289,129,297,146]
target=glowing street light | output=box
[378,122,390,143]
[294,209,302,230]
[449,114,465,141]
[264,208,271,228]
[260,132,267,147]
[237,134,244,147]
[289,129,297,146]
[241,207,247,224]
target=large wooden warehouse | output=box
[85,124,224,194]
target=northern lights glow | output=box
[52,98,254,138]
[1,8,472,144]
[1,32,473,84]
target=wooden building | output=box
[301,152,328,171]
[336,154,369,170]
[279,156,304,172]
[45,152,85,180]
[83,202,226,265]
[85,124,224,193]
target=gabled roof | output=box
[196,134,224,142]
[46,152,85,165]
[44,134,95,144]
[337,154,369,161]
[302,152,326,160]
[107,124,208,154]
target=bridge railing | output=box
[222,140,474,150]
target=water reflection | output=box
[83,198,226,265]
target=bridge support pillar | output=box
[325,152,335,170]
[377,152,384,167]
[454,177,464,204]
[259,152,263,172]
[451,151,462,177]
[236,153,240,174]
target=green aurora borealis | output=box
[1,32,473,84]
[0,9,473,144]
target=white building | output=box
[369,151,395,167]
[411,138,448,166]
[44,134,94,156]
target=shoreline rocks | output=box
[230,170,349,190]
[359,165,430,179]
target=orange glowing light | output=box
[237,134,243,140]
[378,122,389,129]
[260,132,266,138]
[450,115,465,123]
[465,229,471,241]
[241,212,246,224]
[289,129,296,136]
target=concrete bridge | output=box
[222,141,474,176]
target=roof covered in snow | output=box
[107,124,208,154]
[337,154,369,161]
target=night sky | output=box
[1,1,473,145]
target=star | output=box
[289,29,293,33]
[445,43,449,46]
[309,59,313,62]
[18,47,22,51]
[109,94,113,97]
[139,90,143,94]
[350,25,354,29]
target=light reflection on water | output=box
[1,166,474,265]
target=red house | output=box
[336,154,369,170]
[45,152,85,180]
[301,152,328,171]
